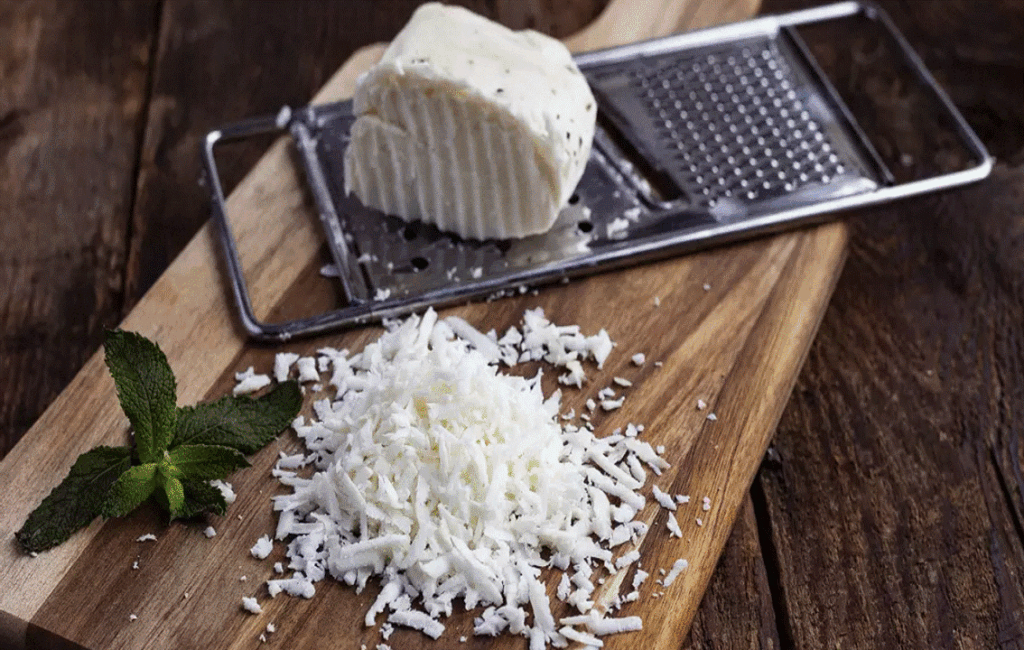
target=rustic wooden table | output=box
[1,0,1021,648]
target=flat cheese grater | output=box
[203,1,992,341]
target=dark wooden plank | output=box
[0,0,159,460]
[760,166,1024,649]
[684,497,782,650]
[751,0,1024,647]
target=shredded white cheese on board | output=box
[241,307,710,647]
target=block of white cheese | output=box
[343,3,596,240]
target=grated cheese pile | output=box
[255,308,683,648]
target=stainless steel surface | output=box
[202,1,993,341]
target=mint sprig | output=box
[15,330,302,554]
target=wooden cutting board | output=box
[0,0,849,648]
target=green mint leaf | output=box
[104,330,178,464]
[102,463,158,518]
[15,446,132,554]
[172,380,301,453]
[177,479,229,519]
[156,467,187,519]
[166,444,249,481]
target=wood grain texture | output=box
[683,497,782,650]
[0,0,158,460]
[754,1,1024,648]
[760,166,1024,650]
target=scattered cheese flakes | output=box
[267,577,315,599]
[210,479,236,504]
[234,367,271,395]
[297,357,319,383]
[600,397,625,411]
[389,610,445,639]
[203,526,217,539]
[560,626,603,647]
[666,513,683,538]
[676,494,690,505]
[702,496,712,511]
[589,615,643,635]
[631,353,645,366]
[241,597,262,614]
[706,413,717,421]
[702,283,711,291]
[696,399,707,410]
[652,486,676,511]
[266,622,276,634]
[131,560,139,570]
[653,296,660,307]
[663,559,688,587]
[135,534,157,543]
[250,535,273,560]
[240,575,248,582]
[128,614,138,622]
[274,352,300,383]
[612,377,632,387]
[614,550,640,570]
[632,569,649,589]
[696,518,704,527]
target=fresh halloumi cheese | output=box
[343,2,596,240]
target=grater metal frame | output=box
[203,0,992,341]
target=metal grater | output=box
[204,1,991,341]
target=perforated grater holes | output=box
[588,36,861,211]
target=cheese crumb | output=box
[203,526,217,539]
[274,352,300,382]
[234,367,271,395]
[706,413,717,421]
[702,496,712,511]
[135,534,157,543]
[296,357,319,383]
[631,353,645,366]
[250,535,273,560]
[696,399,707,411]
[241,597,262,614]
[652,486,676,511]
[663,559,688,587]
[210,479,236,504]
[666,513,683,538]
[128,614,138,622]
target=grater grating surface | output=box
[586,33,879,219]
[596,39,853,206]
[203,1,992,340]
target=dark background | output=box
[1,1,1022,647]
